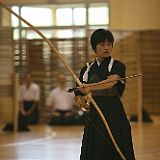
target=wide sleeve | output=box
[112,61,126,97]
[74,66,87,96]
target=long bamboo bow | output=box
[0,2,126,159]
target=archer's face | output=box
[95,42,113,59]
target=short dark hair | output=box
[90,28,114,51]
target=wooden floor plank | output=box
[0,116,160,160]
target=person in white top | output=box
[46,74,76,125]
[19,72,40,131]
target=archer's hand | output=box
[108,74,120,85]
[74,95,90,110]
[78,84,91,94]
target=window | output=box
[13,29,20,40]
[73,8,86,25]
[56,4,108,26]
[56,29,73,38]
[56,8,72,26]
[89,7,109,25]
[11,6,19,27]
[21,7,53,27]
[25,30,54,39]
[11,3,109,39]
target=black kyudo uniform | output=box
[75,56,135,160]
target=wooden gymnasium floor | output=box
[0,116,160,160]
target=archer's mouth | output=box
[104,51,110,55]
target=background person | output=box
[46,74,76,125]
[3,72,40,131]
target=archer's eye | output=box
[99,42,105,46]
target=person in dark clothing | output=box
[75,29,135,160]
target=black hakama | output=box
[76,57,135,160]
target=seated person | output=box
[18,72,40,130]
[3,72,40,131]
[46,74,76,125]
